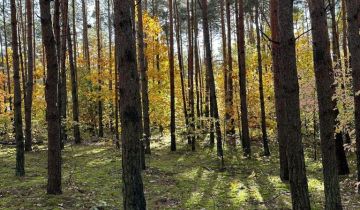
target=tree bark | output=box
[67,24,81,144]
[137,0,151,155]
[187,0,195,150]
[95,0,104,138]
[278,1,311,209]
[225,0,235,145]
[40,0,62,195]
[308,0,343,208]
[169,0,176,151]
[270,0,289,181]
[114,0,147,208]
[346,0,360,193]
[254,1,270,156]
[59,0,68,149]
[3,0,12,111]
[236,0,251,157]
[175,0,191,146]
[11,0,25,177]
[81,0,90,72]
[201,0,224,169]
[24,0,33,151]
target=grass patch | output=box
[1,137,360,209]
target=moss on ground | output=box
[1,137,360,209]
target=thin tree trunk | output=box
[137,0,151,155]
[201,0,224,169]
[11,0,25,177]
[95,0,104,138]
[3,0,12,111]
[81,0,90,72]
[187,0,195,150]
[255,1,270,156]
[67,24,81,144]
[60,0,68,149]
[175,0,191,145]
[24,0,33,151]
[225,0,235,145]
[169,0,176,151]
[237,0,251,157]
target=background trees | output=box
[2,0,360,209]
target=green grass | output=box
[1,136,360,209]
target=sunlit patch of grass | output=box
[1,136,360,209]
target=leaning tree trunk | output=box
[278,0,311,209]
[308,0,343,208]
[11,0,25,177]
[40,0,62,195]
[346,0,360,193]
[201,0,224,169]
[114,0,147,208]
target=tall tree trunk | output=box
[254,1,270,156]
[95,0,104,138]
[270,0,289,181]
[193,1,202,136]
[24,0,33,151]
[342,0,349,70]
[187,0,195,150]
[59,0,68,149]
[201,0,224,169]
[225,0,235,145]
[169,0,176,151]
[278,0,310,209]
[81,0,90,72]
[329,0,351,176]
[237,0,251,157]
[53,0,60,66]
[137,0,151,155]
[11,0,25,177]
[346,0,360,193]
[308,0,343,208]
[67,24,81,144]
[175,0,191,145]
[114,0,147,208]
[220,0,227,107]
[40,0,62,195]
[3,0,12,111]
[107,0,114,134]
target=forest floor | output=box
[1,135,360,210]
